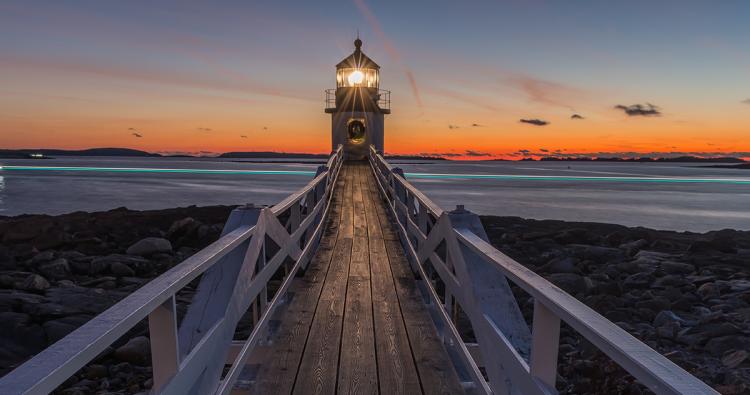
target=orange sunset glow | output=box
[1,1,749,160]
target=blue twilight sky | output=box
[1,0,749,157]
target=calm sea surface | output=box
[1,157,748,232]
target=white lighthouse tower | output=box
[325,37,390,159]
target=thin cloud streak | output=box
[354,0,422,107]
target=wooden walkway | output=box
[247,162,464,394]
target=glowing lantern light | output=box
[347,70,364,85]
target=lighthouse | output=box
[325,37,390,160]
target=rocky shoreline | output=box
[481,216,750,394]
[0,206,748,393]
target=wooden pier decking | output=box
[248,162,464,394]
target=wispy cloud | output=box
[614,103,662,117]
[448,124,460,130]
[505,74,584,109]
[465,150,491,157]
[520,118,549,126]
[197,127,213,132]
[742,98,750,105]
[354,0,422,108]
[571,114,584,119]
[471,123,483,127]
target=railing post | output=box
[447,205,532,393]
[148,295,179,392]
[530,300,561,391]
[177,204,263,358]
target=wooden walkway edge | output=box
[248,162,464,394]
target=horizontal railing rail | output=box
[0,146,344,395]
[368,145,717,395]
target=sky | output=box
[0,0,749,159]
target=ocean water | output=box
[1,157,749,232]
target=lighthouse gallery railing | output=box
[0,147,344,394]
[368,145,716,395]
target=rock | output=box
[634,250,673,261]
[0,312,47,368]
[656,321,681,339]
[689,238,736,253]
[92,254,151,275]
[18,274,50,292]
[168,217,199,238]
[114,336,150,364]
[660,261,695,275]
[619,239,649,256]
[59,250,85,260]
[84,364,109,379]
[30,250,56,265]
[653,310,696,327]
[69,257,107,275]
[706,336,750,356]
[554,228,597,245]
[126,237,172,256]
[569,245,624,263]
[43,315,93,343]
[697,282,720,299]
[695,322,741,338]
[0,246,16,269]
[109,262,135,277]
[541,257,579,274]
[622,272,653,288]
[38,258,70,280]
[729,280,750,293]
[0,274,13,289]
[547,273,586,294]
[722,350,749,369]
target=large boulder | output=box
[126,238,172,256]
[547,273,587,294]
[18,274,50,293]
[38,258,70,280]
[0,312,47,370]
[92,254,151,275]
[109,262,135,277]
[114,336,151,365]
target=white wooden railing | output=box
[368,145,717,395]
[0,146,344,395]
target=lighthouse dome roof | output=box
[336,38,380,70]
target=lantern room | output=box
[335,38,379,88]
[325,37,390,160]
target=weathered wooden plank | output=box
[385,239,465,395]
[362,164,422,395]
[337,164,377,394]
[249,168,348,395]
[292,229,352,394]
[367,167,463,395]
[337,276,377,395]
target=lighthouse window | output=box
[347,119,366,144]
[337,68,378,88]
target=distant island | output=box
[493,156,746,163]
[219,151,329,159]
[0,148,160,159]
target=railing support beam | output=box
[149,295,180,392]
[530,300,561,392]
